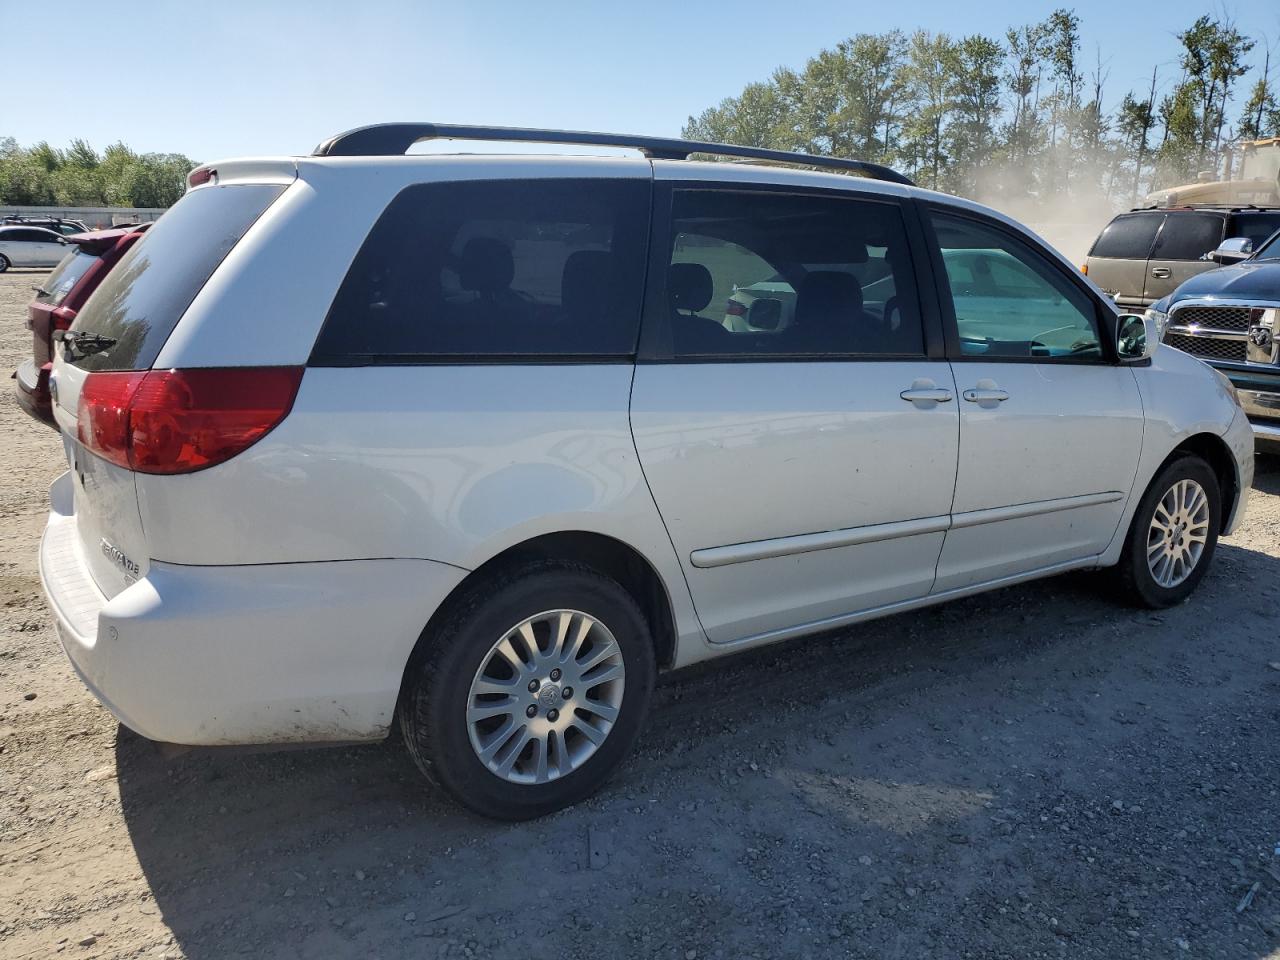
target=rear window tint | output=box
[38,248,99,305]
[1230,213,1280,249]
[69,184,285,371]
[312,178,650,362]
[1150,213,1225,261]
[1088,214,1161,259]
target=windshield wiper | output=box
[58,329,118,358]
[32,284,51,296]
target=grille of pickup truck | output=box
[1168,305,1252,331]
[1163,332,1247,363]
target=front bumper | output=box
[39,471,467,745]
[1220,367,1280,453]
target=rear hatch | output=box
[50,181,289,598]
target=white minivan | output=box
[39,124,1254,819]
[0,225,70,270]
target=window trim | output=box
[636,181,943,364]
[922,202,1122,366]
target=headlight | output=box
[1144,307,1170,340]
[1212,367,1241,406]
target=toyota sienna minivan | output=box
[39,123,1254,819]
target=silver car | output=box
[0,225,69,271]
[38,124,1253,820]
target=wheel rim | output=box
[1146,478,1210,588]
[466,609,625,785]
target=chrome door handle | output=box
[900,378,952,405]
[1150,267,1171,278]
[962,378,1009,404]
[900,388,953,403]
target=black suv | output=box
[1084,207,1280,308]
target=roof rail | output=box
[312,122,915,187]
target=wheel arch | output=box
[1165,431,1239,534]
[397,531,680,714]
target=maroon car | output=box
[13,224,150,428]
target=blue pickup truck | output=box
[1150,230,1280,454]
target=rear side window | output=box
[1088,214,1161,259]
[664,189,923,358]
[313,178,650,362]
[1150,213,1225,261]
[37,248,100,305]
[1230,213,1280,249]
[69,184,285,371]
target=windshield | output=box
[1253,229,1280,262]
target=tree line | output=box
[0,138,196,208]
[682,11,1278,213]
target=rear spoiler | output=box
[65,223,152,253]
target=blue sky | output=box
[4,0,1278,161]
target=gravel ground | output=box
[1,268,1279,960]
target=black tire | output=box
[0,254,10,273]
[1114,455,1221,608]
[400,560,655,820]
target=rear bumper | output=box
[39,471,468,746]
[14,358,56,429]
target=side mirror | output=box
[746,297,783,331]
[1116,313,1159,362]
[1209,237,1253,263]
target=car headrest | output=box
[668,262,713,313]
[562,250,614,320]
[458,237,515,293]
[795,271,863,329]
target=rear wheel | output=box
[400,561,655,820]
[1113,455,1221,608]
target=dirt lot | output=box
[1,267,1279,960]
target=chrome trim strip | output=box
[950,491,1124,529]
[710,556,1101,647]
[1166,324,1248,341]
[1254,421,1280,439]
[691,491,1123,568]
[1169,297,1280,311]
[690,514,949,569]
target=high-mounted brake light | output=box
[725,299,748,317]
[187,166,217,188]
[77,367,303,474]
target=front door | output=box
[1142,212,1225,303]
[926,209,1144,592]
[631,185,959,644]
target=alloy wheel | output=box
[466,609,625,784]
[1146,478,1210,588]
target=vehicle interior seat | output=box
[787,270,877,353]
[668,262,729,353]
[456,237,531,321]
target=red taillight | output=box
[51,305,77,331]
[725,299,748,317]
[77,367,303,474]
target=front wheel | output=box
[1114,455,1221,608]
[0,254,10,273]
[400,561,655,820]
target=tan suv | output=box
[1084,207,1280,307]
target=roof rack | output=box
[312,122,915,187]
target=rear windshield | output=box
[69,184,285,371]
[37,248,100,305]
[1088,214,1161,259]
[1230,212,1280,250]
[1150,212,1225,261]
